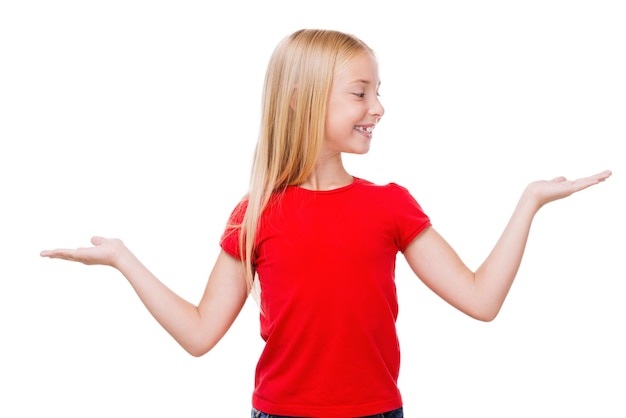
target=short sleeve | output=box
[219,199,248,260]
[388,183,431,252]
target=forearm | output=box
[113,249,205,354]
[473,190,539,319]
[41,237,248,356]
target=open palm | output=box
[526,170,612,209]
[40,236,127,267]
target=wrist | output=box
[519,186,543,215]
[110,241,137,271]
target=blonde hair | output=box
[239,29,374,294]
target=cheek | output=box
[325,113,343,135]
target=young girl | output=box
[40,29,611,418]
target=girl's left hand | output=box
[525,170,612,210]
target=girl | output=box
[40,29,611,417]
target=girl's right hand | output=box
[41,238,248,356]
[40,236,129,268]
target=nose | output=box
[370,96,384,121]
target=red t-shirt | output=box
[220,178,431,417]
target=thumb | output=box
[551,176,567,183]
[91,236,107,246]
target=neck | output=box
[298,153,352,191]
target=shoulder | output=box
[356,177,428,214]
[354,177,414,198]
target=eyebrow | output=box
[350,79,382,86]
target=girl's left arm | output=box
[403,170,611,321]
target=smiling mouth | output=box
[354,125,374,134]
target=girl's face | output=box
[323,52,384,156]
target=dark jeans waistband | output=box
[251,406,403,418]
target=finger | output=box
[40,249,66,257]
[40,249,78,260]
[574,171,612,186]
[551,176,567,183]
[591,169,612,182]
[569,178,609,194]
[574,170,612,183]
[91,236,106,245]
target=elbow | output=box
[185,345,212,358]
[471,306,501,323]
[474,312,498,323]
[463,302,502,322]
[182,340,218,358]
[466,291,506,322]
[186,347,208,358]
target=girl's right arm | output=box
[40,237,249,357]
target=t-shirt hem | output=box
[219,241,241,261]
[399,220,432,252]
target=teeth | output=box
[354,126,373,133]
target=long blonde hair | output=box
[239,29,374,293]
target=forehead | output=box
[333,52,380,86]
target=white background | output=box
[1,1,624,416]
